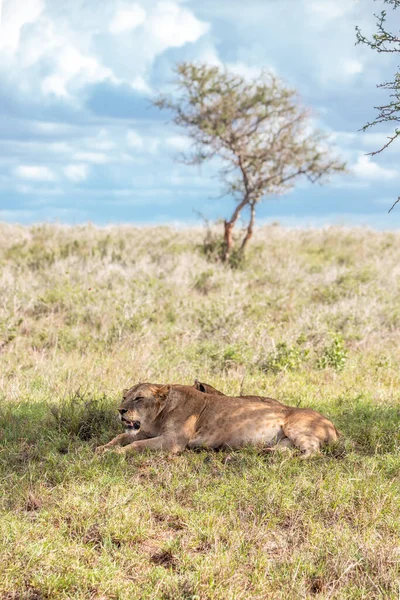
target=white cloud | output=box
[282,0,364,86]
[0,0,44,55]
[227,62,271,80]
[16,13,58,69]
[126,132,160,154]
[97,1,210,86]
[42,46,115,98]
[147,1,209,49]
[360,132,400,155]
[15,184,63,195]
[0,0,210,104]
[329,130,400,157]
[195,43,222,67]
[49,142,73,154]
[166,135,191,151]
[30,121,72,135]
[352,154,398,182]
[95,140,116,152]
[126,130,143,149]
[131,74,152,93]
[74,152,109,164]
[342,59,363,76]
[317,58,364,86]
[0,4,118,99]
[307,0,356,23]
[64,164,89,182]
[110,3,146,34]
[148,139,161,154]
[41,75,67,97]
[14,165,57,181]
[329,131,358,146]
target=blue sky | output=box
[1,0,400,228]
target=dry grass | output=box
[0,222,399,599]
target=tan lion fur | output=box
[96,383,339,459]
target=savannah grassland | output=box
[0,223,399,600]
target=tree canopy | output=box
[155,63,346,259]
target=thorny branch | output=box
[356,0,400,210]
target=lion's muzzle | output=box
[122,418,141,431]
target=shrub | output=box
[317,333,348,371]
[49,391,118,441]
[259,339,310,373]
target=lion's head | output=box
[119,383,170,434]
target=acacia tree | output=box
[154,63,345,260]
[356,0,400,212]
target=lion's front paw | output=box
[95,445,109,455]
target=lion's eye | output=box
[135,396,144,402]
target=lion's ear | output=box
[156,384,171,402]
[194,380,206,393]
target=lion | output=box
[96,383,339,459]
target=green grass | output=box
[0,223,400,599]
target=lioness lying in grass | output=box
[96,383,339,459]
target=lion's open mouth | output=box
[123,420,141,431]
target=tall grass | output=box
[0,223,399,599]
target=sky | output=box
[1,0,400,228]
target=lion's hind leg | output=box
[264,437,295,454]
[282,415,327,459]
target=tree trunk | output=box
[223,220,234,261]
[222,196,249,262]
[240,203,256,253]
